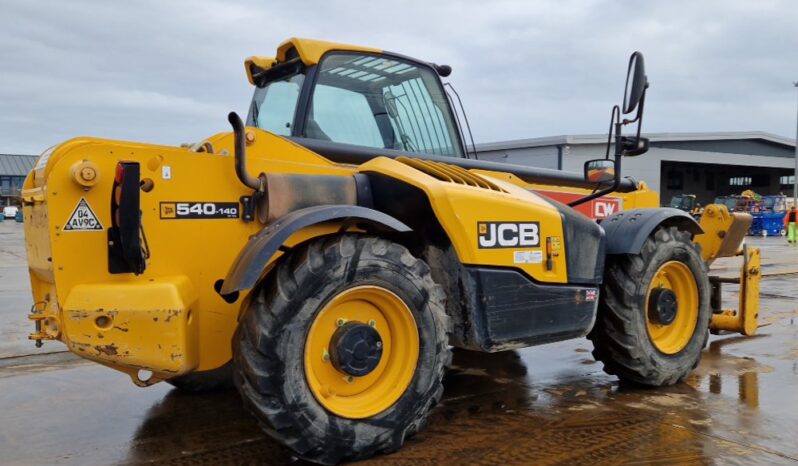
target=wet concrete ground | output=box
[1,220,797,465]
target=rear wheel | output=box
[233,235,450,464]
[588,226,710,386]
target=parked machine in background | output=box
[668,194,702,218]
[727,191,787,237]
[20,39,760,464]
[753,194,787,237]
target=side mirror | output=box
[622,52,647,114]
[584,159,616,183]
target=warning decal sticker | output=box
[64,198,104,231]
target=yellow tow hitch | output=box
[28,301,58,347]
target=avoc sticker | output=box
[64,198,104,231]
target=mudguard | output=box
[220,205,411,294]
[600,207,703,255]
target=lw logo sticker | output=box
[478,222,540,248]
[593,201,617,218]
[64,198,103,231]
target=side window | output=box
[382,77,456,156]
[309,84,384,147]
[250,74,304,136]
[307,52,463,157]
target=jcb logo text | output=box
[478,222,540,248]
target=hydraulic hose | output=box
[228,112,263,191]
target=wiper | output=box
[400,134,416,152]
[383,91,416,151]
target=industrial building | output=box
[476,132,797,206]
[0,154,36,206]
[3,133,797,209]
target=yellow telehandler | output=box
[22,38,757,464]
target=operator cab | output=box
[246,39,466,161]
[241,38,650,208]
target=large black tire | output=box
[233,235,451,465]
[588,226,710,386]
[166,361,234,392]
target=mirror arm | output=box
[571,107,623,208]
[633,90,646,140]
[622,88,647,126]
[603,105,620,160]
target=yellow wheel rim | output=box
[304,285,419,419]
[646,261,699,355]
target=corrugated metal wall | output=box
[0,154,37,176]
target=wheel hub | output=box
[648,288,678,325]
[329,321,383,377]
[304,285,419,419]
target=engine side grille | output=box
[396,156,507,193]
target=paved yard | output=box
[1,220,797,465]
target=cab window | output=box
[305,52,463,157]
[249,74,304,136]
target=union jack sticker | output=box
[585,289,598,302]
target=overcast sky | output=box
[1,0,797,155]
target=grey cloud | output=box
[1,0,796,155]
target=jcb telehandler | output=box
[22,38,758,464]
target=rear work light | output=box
[108,161,148,274]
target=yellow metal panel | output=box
[359,157,569,283]
[245,39,383,85]
[62,276,198,376]
[471,169,660,210]
[276,37,381,66]
[244,56,276,85]
[23,128,358,373]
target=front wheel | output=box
[233,235,450,464]
[588,226,710,386]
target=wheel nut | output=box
[336,318,346,327]
[368,319,376,327]
[346,376,354,383]
[322,349,330,361]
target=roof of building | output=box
[476,131,797,153]
[0,154,37,177]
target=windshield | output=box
[306,52,463,157]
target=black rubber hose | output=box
[228,112,262,191]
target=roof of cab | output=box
[245,38,382,85]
